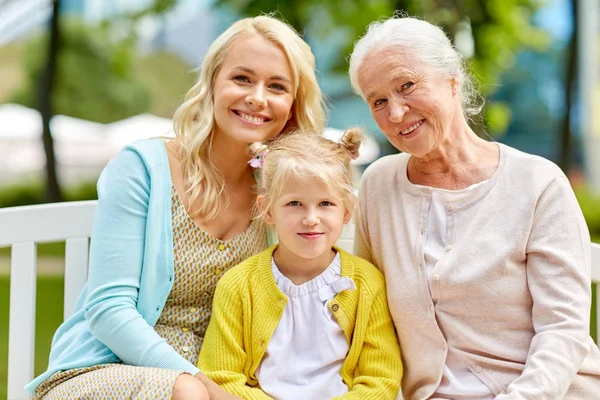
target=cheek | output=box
[372,110,389,131]
[273,95,294,118]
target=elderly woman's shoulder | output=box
[361,153,409,182]
[501,143,566,182]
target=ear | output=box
[343,206,353,225]
[450,77,459,97]
[257,195,274,225]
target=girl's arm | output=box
[496,176,592,399]
[335,275,403,400]
[199,273,272,400]
[84,146,199,374]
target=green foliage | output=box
[11,18,150,124]
[576,188,600,242]
[217,0,549,136]
[0,180,97,209]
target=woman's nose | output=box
[388,100,409,123]
[245,85,267,109]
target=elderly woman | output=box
[349,16,600,400]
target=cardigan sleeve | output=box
[497,176,592,399]
[84,147,199,375]
[199,273,272,400]
[335,275,403,400]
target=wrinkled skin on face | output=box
[358,46,460,159]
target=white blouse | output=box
[424,182,495,400]
[255,253,356,400]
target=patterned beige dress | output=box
[34,188,266,399]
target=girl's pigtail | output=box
[248,142,269,168]
[338,127,364,160]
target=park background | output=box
[0,0,599,398]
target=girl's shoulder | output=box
[339,250,385,292]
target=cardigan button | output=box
[475,365,483,373]
[332,304,339,311]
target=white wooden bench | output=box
[1,201,599,400]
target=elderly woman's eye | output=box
[402,82,415,90]
[373,98,386,107]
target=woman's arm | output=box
[497,176,592,399]
[335,276,403,400]
[199,273,272,400]
[83,147,199,374]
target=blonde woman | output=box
[27,15,326,400]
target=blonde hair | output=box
[172,15,326,220]
[253,128,364,215]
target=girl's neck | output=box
[272,246,337,286]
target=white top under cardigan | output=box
[424,182,494,400]
[355,143,600,399]
[255,253,356,400]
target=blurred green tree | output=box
[217,0,549,135]
[12,19,153,124]
[10,0,179,201]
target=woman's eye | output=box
[402,81,414,90]
[269,83,287,92]
[233,75,250,83]
[373,98,386,107]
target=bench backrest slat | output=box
[592,243,600,347]
[7,242,37,400]
[64,237,90,320]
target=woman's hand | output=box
[195,372,242,400]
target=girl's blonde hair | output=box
[252,128,364,215]
[172,15,326,220]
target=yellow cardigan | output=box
[198,245,402,400]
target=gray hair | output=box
[348,16,483,118]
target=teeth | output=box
[239,112,266,124]
[401,120,423,135]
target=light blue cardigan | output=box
[28,139,199,392]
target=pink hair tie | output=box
[248,150,269,168]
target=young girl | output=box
[198,129,403,399]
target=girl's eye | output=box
[287,201,300,206]
[320,201,333,207]
[373,98,386,107]
[233,75,250,83]
[402,81,414,90]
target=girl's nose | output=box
[302,212,319,226]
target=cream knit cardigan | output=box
[355,143,600,399]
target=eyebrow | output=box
[232,66,292,84]
[365,74,414,101]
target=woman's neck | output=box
[408,124,499,190]
[209,133,256,185]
